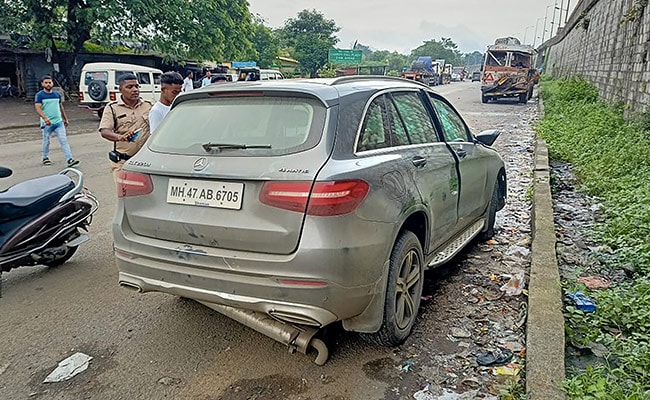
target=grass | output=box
[537,77,650,399]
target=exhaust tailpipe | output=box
[119,281,142,292]
[198,301,329,365]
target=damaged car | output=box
[113,76,507,364]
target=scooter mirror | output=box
[0,167,13,178]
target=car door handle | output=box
[454,148,467,158]
[412,156,427,168]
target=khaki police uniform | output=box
[99,97,152,177]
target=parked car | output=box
[471,71,482,82]
[78,62,162,118]
[113,76,506,360]
[259,69,285,80]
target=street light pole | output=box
[558,0,564,29]
[565,0,571,23]
[524,25,534,45]
[551,1,558,36]
[542,4,553,43]
[534,17,544,47]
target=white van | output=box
[78,62,162,117]
[259,69,284,80]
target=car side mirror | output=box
[475,129,501,146]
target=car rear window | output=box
[149,95,327,156]
[84,71,108,85]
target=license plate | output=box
[167,179,244,209]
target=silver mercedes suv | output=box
[113,76,506,363]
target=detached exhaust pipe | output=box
[199,301,329,365]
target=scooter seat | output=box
[0,175,75,222]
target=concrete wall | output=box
[543,0,650,112]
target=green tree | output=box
[3,0,254,85]
[410,37,463,66]
[280,9,339,77]
[249,15,281,68]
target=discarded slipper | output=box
[476,347,514,366]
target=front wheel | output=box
[481,94,489,103]
[364,231,424,346]
[519,93,527,103]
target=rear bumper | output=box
[112,212,392,328]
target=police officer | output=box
[99,73,152,180]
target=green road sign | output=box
[328,49,363,63]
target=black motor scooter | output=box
[0,166,99,296]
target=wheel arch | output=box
[342,208,429,333]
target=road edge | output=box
[526,97,568,399]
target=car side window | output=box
[357,96,389,152]
[153,73,161,85]
[389,92,438,145]
[137,72,151,85]
[385,96,409,146]
[429,95,470,142]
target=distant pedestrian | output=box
[201,71,212,87]
[34,75,79,167]
[149,71,183,133]
[182,71,194,92]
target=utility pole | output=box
[566,0,571,23]
[558,0,564,30]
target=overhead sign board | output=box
[232,61,257,68]
[328,49,362,63]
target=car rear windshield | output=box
[149,95,327,156]
[84,71,108,85]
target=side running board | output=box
[428,219,485,268]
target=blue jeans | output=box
[42,122,73,161]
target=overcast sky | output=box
[247,1,578,54]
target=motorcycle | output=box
[0,166,99,296]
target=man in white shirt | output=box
[181,71,194,92]
[201,71,212,87]
[149,71,183,133]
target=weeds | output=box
[538,77,650,399]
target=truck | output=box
[480,37,539,104]
[401,57,441,86]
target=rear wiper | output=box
[202,143,272,152]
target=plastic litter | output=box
[402,360,415,372]
[577,276,611,289]
[43,352,93,383]
[500,273,525,296]
[476,347,513,366]
[492,363,521,376]
[567,291,596,312]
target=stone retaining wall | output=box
[544,0,650,113]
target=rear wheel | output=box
[365,231,424,346]
[479,180,500,240]
[481,94,489,104]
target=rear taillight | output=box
[116,171,153,198]
[79,92,84,101]
[109,92,117,101]
[260,180,369,216]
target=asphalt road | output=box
[0,81,535,400]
